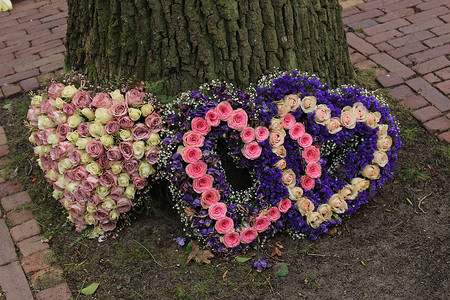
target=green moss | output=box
[31,268,65,290]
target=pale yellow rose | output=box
[110,89,125,101]
[67,114,83,128]
[353,102,368,122]
[95,107,113,124]
[296,197,314,216]
[54,97,64,109]
[141,104,154,117]
[29,133,36,144]
[86,162,102,176]
[138,161,155,178]
[47,133,59,146]
[362,164,380,180]
[377,124,389,137]
[274,159,286,170]
[272,146,287,158]
[86,204,97,214]
[109,161,123,174]
[129,108,142,121]
[100,135,114,148]
[66,131,79,144]
[119,129,132,141]
[101,198,117,211]
[133,140,146,159]
[84,213,97,225]
[38,115,55,129]
[377,135,393,152]
[306,212,325,229]
[109,210,120,221]
[89,122,104,138]
[117,173,130,187]
[327,194,348,214]
[46,169,59,181]
[56,176,68,189]
[372,150,389,167]
[57,158,72,174]
[365,112,381,128]
[34,145,51,155]
[317,204,333,221]
[30,95,42,107]
[339,184,358,200]
[288,187,304,200]
[351,177,370,191]
[96,186,110,198]
[124,185,136,199]
[61,198,70,210]
[147,133,160,147]
[61,85,78,98]
[81,153,94,164]
[76,138,89,150]
[301,96,317,113]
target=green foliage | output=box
[80,282,99,295]
[403,167,427,182]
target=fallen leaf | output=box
[325,227,338,236]
[275,241,284,249]
[271,247,282,257]
[80,282,99,295]
[186,241,214,264]
[273,263,288,277]
[236,256,252,263]
[222,269,229,283]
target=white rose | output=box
[34,145,51,155]
[61,198,70,210]
[377,124,389,137]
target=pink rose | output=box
[243,142,262,160]
[68,150,82,166]
[145,112,163,133]
[77,122,90,137]
[180,147,202,164]
[216,101,233,121]
[47,111,66,124]
[97,154,110,170]
[301,175,315,190]
[132,123,151,140]
[298,133,313,148]
[86,140,104,158]
[122,158,139,174]
[267,207,281,222]
[64,190,74,203]
[40,99,56,114]
[326,117,342,134]
[74,185,91,203]
[305,162,322,179]
[74,166,89,181]
[109,186,124,201]
[284,94,301,111]
[302,146,320,163]
[56,123,71,140]
[222,232,240,248]
[92,93,112,108]
[145,147,159,164]
[201,188,220,208]
[105,121,120,135]
[116,197,132,213]
[278,198,292,213]
[289,123,305,139]
[269,131,285,148]
[191,117,211,136]
[94,207,110,221]
[281,169,296,187]
[132,175,148,190]
[255,126,269,142]
[64,169,77,182]
[193,174,214,193]
[205,109,220,127]
[208,202,227,220]
[72,91,91,109]
[240,227,258,244]
[215,216,234,234]
[314,104,331,125]
[118,116,134,129]
[281,113,296,129]
[70,201,86,218]
[82,175,99,191]
[99,170,117,187]
[227,109,248,131]
[57,141,73,155]
[88,194,101,207]
[240,127,255,143]
[341,106,357,129]
[108,101,129,117]
[183,131,205,147]
[99,220,117,232]
[106,146,123,161]
[62,103,76,116]
[125,89,145,106]
[27,106,39,126]
[253,215,270,233]
[47,82,65,99]
[119,142,134,160]
[186,161,207,179]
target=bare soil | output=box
[0,87,448,300]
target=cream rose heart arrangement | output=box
[27,71,400,253]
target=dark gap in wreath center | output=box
[216,138,253,191]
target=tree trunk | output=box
[65,0,353,95]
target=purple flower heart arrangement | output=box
[27,71,400,254]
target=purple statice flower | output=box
[175,237,186,246]
[252,257,268,272]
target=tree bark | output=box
[65,0,353,95]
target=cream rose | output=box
[34,145,51,155]
[38,115,55,129]
[141,104,154,117]
[117,173,130,187]
[66,131,79,144]
[274,159,286,170]
[100,135,114,148]
[97,186,110,198]
[67,114,83,129]
[86,162,102,176]
[340,106,357,129]
[296,197,314,215]
[327,194,348,214]
[326,117,343,134]
[133,140,146,159]
[95,107,113,124]
[31,95,43,107]
[47,133,59,146]
[353,102,368,122]
[84,213,97,225]
[138,161,154,178]
[272,146,287,158]
[339,184,358,200]
[306,212,325,229]
[284,94,301,111]
[377,135,393,152]
[351,177,370,191]
[124,185,136,199]
[102,198,117,211]
[61,85,78,98]
[372,150,389,167]
[57,158,73,174]
[314,104,331,125]
[86,204,97,214]
[362,164,380,180]
[110,89,125,101]
[54,97,64,109]
[281,169,296,187]
[119,129,132,141]
[109,210,120,221]
[301,96,317,113]
[89,122,104,138]
[147,133,160,147]
[276,100,289,117]
[109,161,123,174]
[365,112,381,128]
[377,124,389,137]
[129,108,142,121]
[81,108,95,121]
[288,187,304,200]
[80,153,94,164]
[76,138,89,150]
[317,204,333,221]
[269,118,284,132]
[46,169,59,182]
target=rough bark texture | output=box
[65,0,353,95]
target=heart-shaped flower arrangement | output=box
[160,71,400,254]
